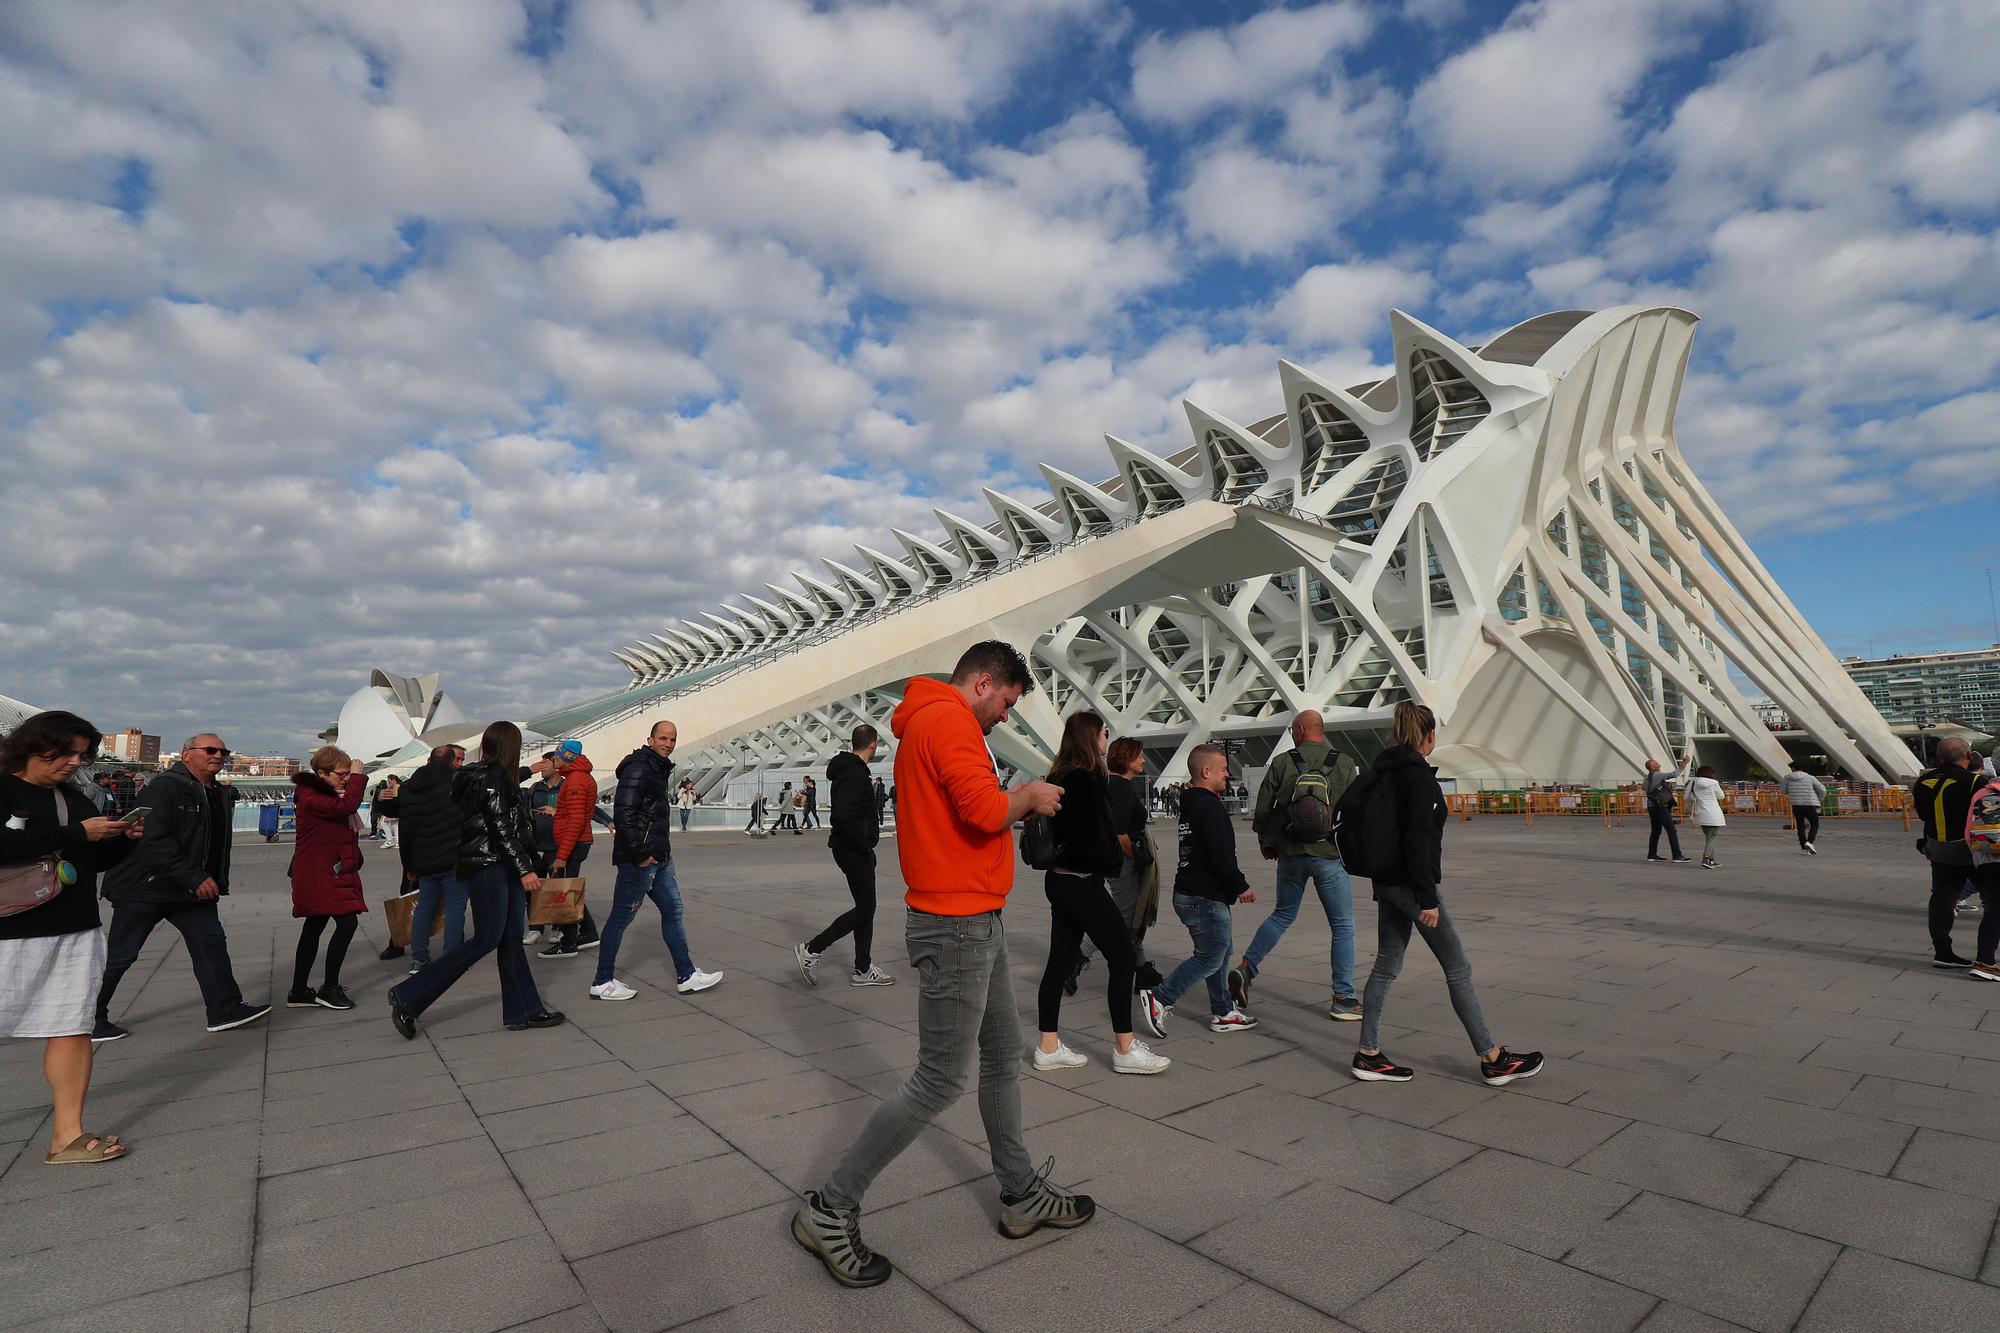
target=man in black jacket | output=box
[94,734,269,1039]
[590,721,722,1002]
[795,725,893,987]
[397,743,467,971]
[1138,745,1256,1038]
[1915,737,1981,968]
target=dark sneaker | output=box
[576,936,600,950]
[1328,996,1362,1022]
[314,985,355,1011]
[1352,1050,1414,1082]
[1134,961,1164,993]
[1227,964,1252,1009]
[205,1003,271,1033]
[1480,1047,1545,1086]
[999,1158,1096,1239]
[792,1190,892,1288]
[285,989,319,1009]
[506,1010,567,1031]
[1645,855,1666,862]
[1672,856,1693,863]
[1934,954,1975,969]
[377,944,406,961]
[90,1019,128,1043]
[388,991,418,1040]
[539,941,581,959]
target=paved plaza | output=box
[5,813,2000,1331]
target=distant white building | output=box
[334,670,470,764]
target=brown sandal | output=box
[44,1133,125,1165]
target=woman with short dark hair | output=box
[1,711,142,1164]
[387,720,563,1038]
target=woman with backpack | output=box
[1688,764,1726,868]
[1033,711,1169,1075]
[1349,700,1542,1087]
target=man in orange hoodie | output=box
[539,741,600,959]
[793,641,1094,1289]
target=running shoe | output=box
[1351,1050,1413,1082]
[850,965,894,987]
[285,989,319,1009]
[1971,962,2000,983]
[1328,996,1362,1022]
[1227,964,1252,1010]
[1032,1042,1089,1070]
[590,979,637,1001]
[999,1158,1096,1239]
[1803,843,1817,855]
[794,943,821,987]
[90,1019,128,1043]
[1934,954,1974,969]
[677,969,724,994]
[205,1003,271,1033]
[1480,1047,1545,1086]
[539,941,581,959]
[1137,989,1168,1038]
[1209,1008,1258,1033]
[1111,1041,1171,1075]
[313,985,355,1011]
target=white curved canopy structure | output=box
[538,307,1913,788]
[335,670,469,762]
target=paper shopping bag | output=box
[528,877,586,926]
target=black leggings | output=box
[808,845,876,970]
[1038,871,1135,1034]
[294,914,357,993]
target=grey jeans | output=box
[1358,882,1495,1057]
[822,908,1034,1211]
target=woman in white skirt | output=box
[1,711,143,1164]
[1688,764,1727,869]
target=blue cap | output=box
[558,740,584,759]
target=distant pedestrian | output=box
[1642,753,1694,863]
[677,779,696,832]
[795,725,893,987]
[388,720,564,1037]
[540,740,602,959]
[286,747,367,1012]
[376,776,402,850]
[95,734,269,1040]
[1138,745,1257,1038]
[1782,762,1827,854]
[744,790,768,836]
[1348,701,1543,1088]
[792,641,1087,1289]
[2,710,142,1164]
[523,753,561,946]
[398,743,467,974]
[872,776,888,827]
[591,720,722,1003]
[1688,764,1726,868]
[1231,710,1361,1021]
[801,776,819,830]
[1915,738,1981,969]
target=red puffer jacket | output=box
[290,770,367,917]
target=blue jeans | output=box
[392,864,545,1027]
[596,858,695,985]
[409,872,467,967]
[1155,893,1233,1017]
[1241,855,1355,999]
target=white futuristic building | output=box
[334,669,470,764]
[536,306,1915,788]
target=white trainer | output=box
[1138,989,1169,1039]
[1112,1041,1171,1075]
[1032,1041,1089,1070]
[1209,1008,1259,1033]
[795,943,821,987]
[590,979,636,1002]
[522,929,543,946]
[849,965,895,987]
[677,969,723,994]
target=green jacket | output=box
[1252,739,1357,859]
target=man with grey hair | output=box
[94,734,269,1040]
[1915,736,1980,969]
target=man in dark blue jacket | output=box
[1138,745,1257,1038]
[589,721,722,1003]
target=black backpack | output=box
[1020,813,1060,870]
[1333,766,1401,878]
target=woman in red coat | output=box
[288,746,367,1011]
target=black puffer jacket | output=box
[452,762,536,881]
[1371,744,1447,910]
[612,747,673,866]
[396,757,464,878]
[101,764,237,903]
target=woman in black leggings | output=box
[287,747,369,1011]
[1035,712,1170,1076]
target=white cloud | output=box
[544,230,837,325]
[1130,2,1375,127]
[1176,147,1348,259]
[1901,109,2000,211]
[1267,261,1436,347]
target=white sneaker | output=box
[1803,842,1817,855]
[849,965,894,987]
[1138,989,1169,1039]
[1209,1008,1259,1033]
[522,929,543,946]
[590,979,636,1002]
[677,969,723,994]
[1112,1041,1171,1075]
[1032,1041,1089,1070]
[795,943,821,987]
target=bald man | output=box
[1232,711,1363,1021]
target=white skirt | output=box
[0,929,106,1038]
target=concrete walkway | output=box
[4,815,1999,1331]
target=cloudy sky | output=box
[3,0,1997,752]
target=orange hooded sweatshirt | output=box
[551,754,596,861]
[891,676,1016,915]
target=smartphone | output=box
[121,806,153,822]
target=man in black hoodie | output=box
[795,726,893,987]
[1137,745,1257,1037]
[397,743,466,971]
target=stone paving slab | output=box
[3,817,1999,1329]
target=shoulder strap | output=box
[53,788,68,826]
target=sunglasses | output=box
[190,746,232,758]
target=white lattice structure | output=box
[539,306,1913,788]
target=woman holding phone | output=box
[387,720,563,1037]
[287,746,367,1011]
[1,710,143,1164]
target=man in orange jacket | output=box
[540,741,600,958]
[792,641,1094,1289]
